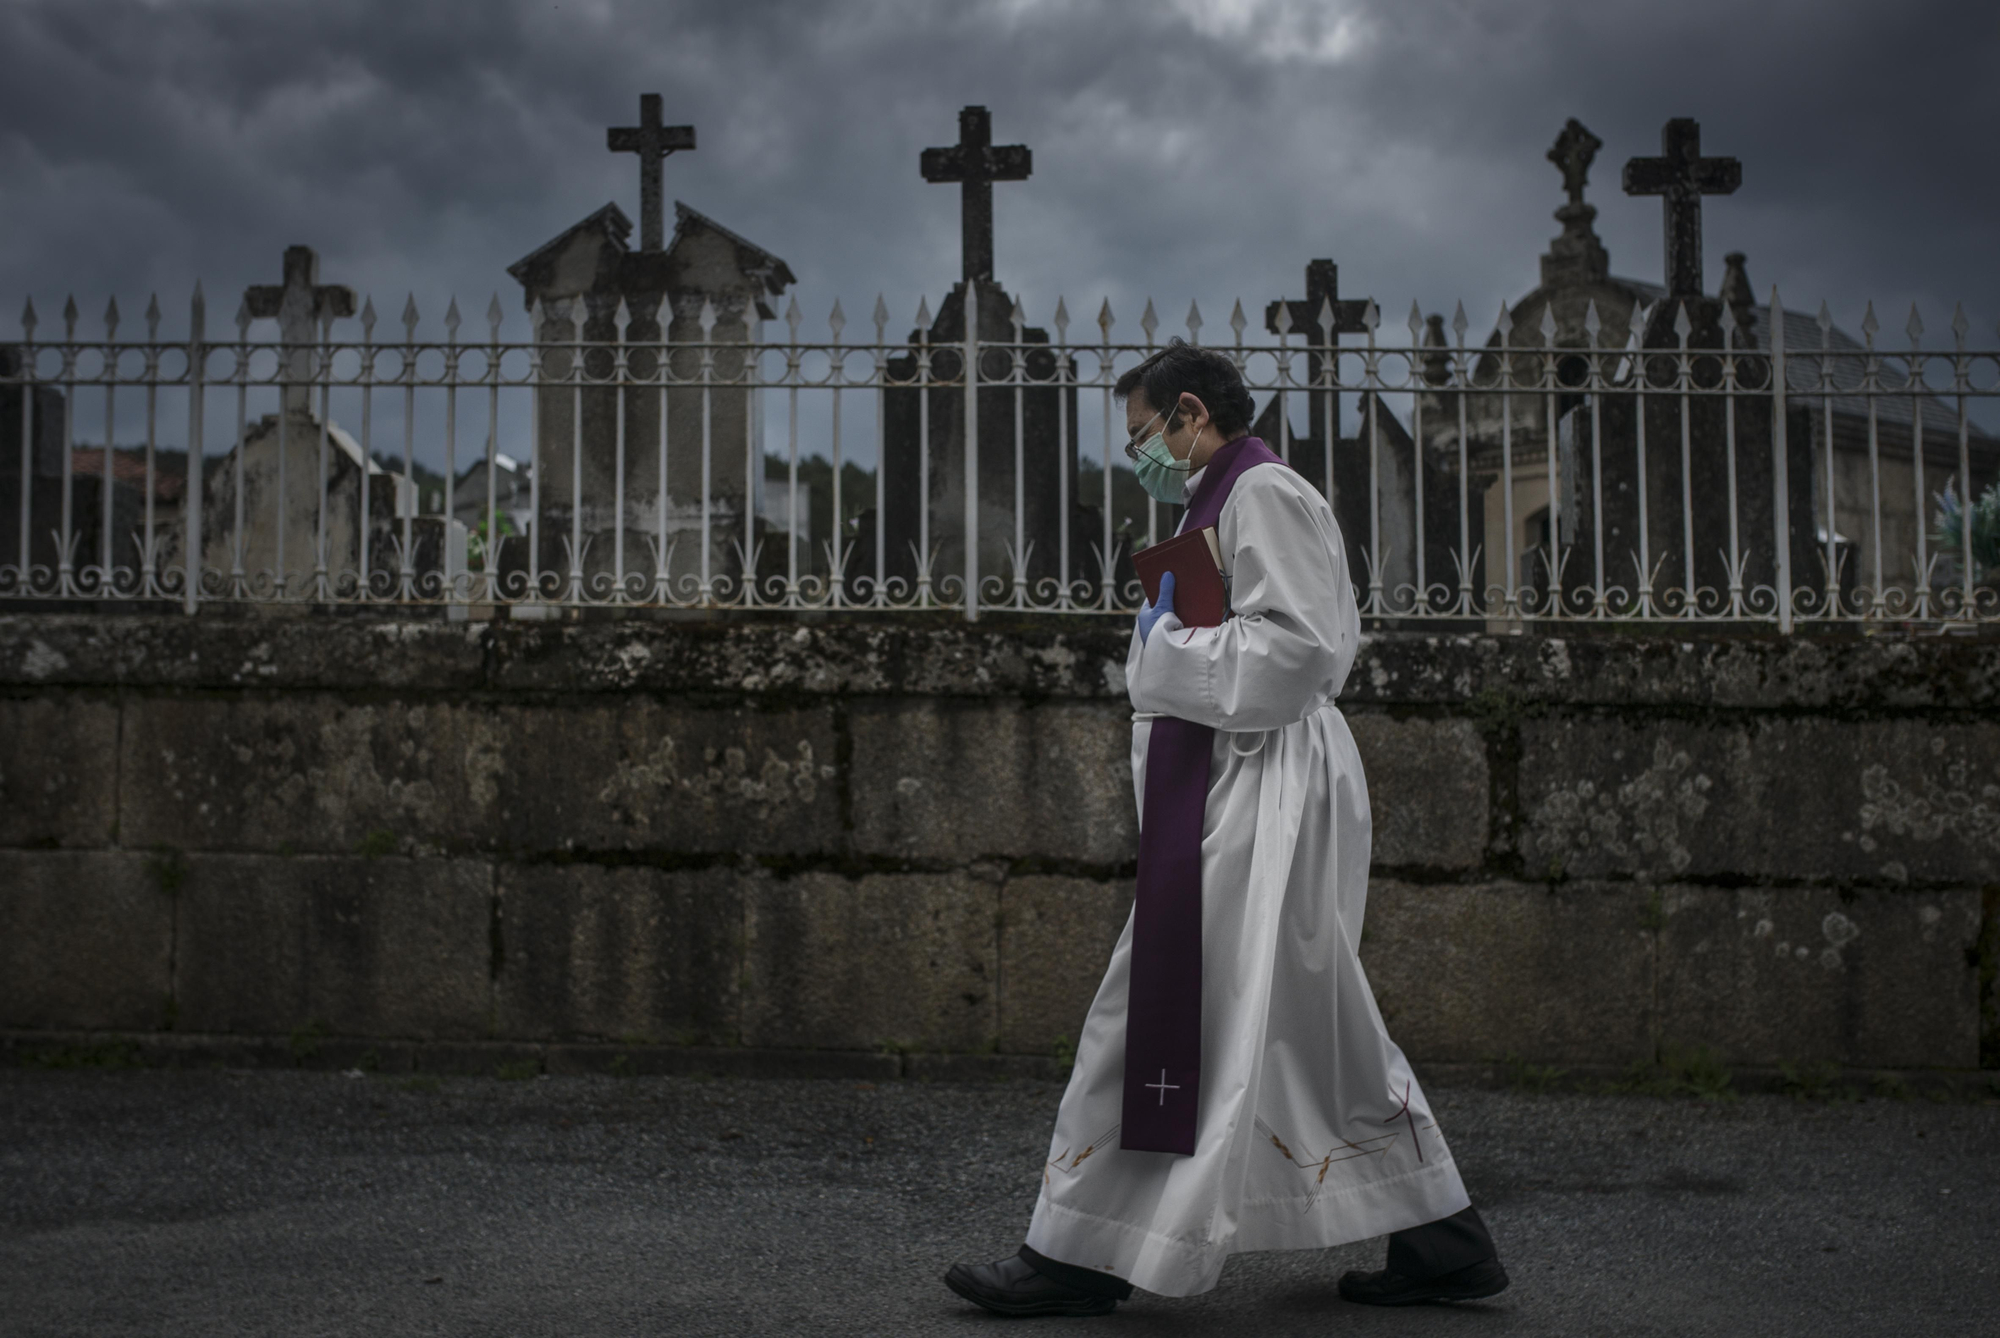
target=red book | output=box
[1133,526,1228,627]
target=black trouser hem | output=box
[1385,1205,1500,1279]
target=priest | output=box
[944,340,1508,1316]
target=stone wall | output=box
[1,613,1994,1079]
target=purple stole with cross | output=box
[1121,435,1286,1156]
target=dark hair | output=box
[1112,338,1256,436]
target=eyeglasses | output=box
[1122,404,1179,461]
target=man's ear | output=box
[1178,392,1210,426]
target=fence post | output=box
[183,284,205,614]
[1770,286,1792,633]
[963,280,979,621]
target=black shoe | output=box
[1339,1257,1510,1306]
[944,1255,1119,1317]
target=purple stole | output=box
[1121,435,1287,1155]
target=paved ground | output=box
[2,1068,1997,1337]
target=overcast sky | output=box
[4,0,1996,353]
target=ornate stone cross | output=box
[1145,1068,1181,1106]
[1622,117,1742,298]
[1265,259,1372,341]
[921,105,1032,283]
[1548,118,1603,209]
[244,245,355,416]
[608,93,696,252]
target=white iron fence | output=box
[4,285,1997,627]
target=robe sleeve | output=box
[1125,467,1359,732]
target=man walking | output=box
[946,341,1506,1315]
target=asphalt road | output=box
[3,1068,1996,1337]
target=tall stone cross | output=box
[1622,117,1741,299]
[608,93,696,252]
[244,245,356,417]
[920,105,1031,283]
[1265,260,1372,342]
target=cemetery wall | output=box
[1,612,1994,1084]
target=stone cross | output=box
[1548,118,1603,208]
[608,93,696,252]
[1265,259,1372,341]
[920,105,1031,283]
[244,245,356,417]
[1622,117,1741,299]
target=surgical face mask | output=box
[1130,408,1195,504]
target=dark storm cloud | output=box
[2,0,1996,346]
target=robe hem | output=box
[1027,1156,1470,1299]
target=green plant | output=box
[608,1054,635,1078]
[1871,1071,1912,1100]
[399,1075,442,1094]
[1601,1045,1735,1099]
[289,1019,331,1062]
[357,1049,382,1074]
[1503,1054,1568,1094]
[1932,477,2000,577]
[22,1040,141,1070]
[1051,1034,1076,1072]
[1661,1044,1734,1099]
[145,847,188,896]
[1638,888,1667,933]
[467,512,520,573]
[1778,1059,1844,1101]
[494,1060,539,1081]
[355,829,398,858]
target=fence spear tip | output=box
[401,294,420,331]
[872,294,889,333]
[487,293,505,331]
[445,297,463,332]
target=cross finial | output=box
[244,245,356,416]
[920,105,1032,283]
[608,93,696,252]
[1622,117,1742,299]
[1548,118,1603,209]
[1265,259,1372,341]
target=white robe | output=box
[1024,459,1470,1297]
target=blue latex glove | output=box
[1137,570,1176,644]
